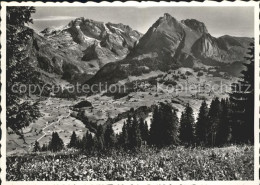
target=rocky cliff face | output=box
[87,13,253,85]
[30,17,142,83]
[192,33,221,60]
[181,19,208,34]
[129,13,184,59]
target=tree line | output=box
[34,96,254,152]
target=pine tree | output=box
[144,121,149,142]
[207,98,221,146]
[130,114,142,149]
[230,43,254,144]
[6,7,41,141]
[179,103,195,145]
[94,125,105,151]
[68,131,78,148]
[41,143,48,151]
[150,103,179,147]
[33,140,41,152]
[160,103,179,146]
[216,99,232,146]
[104,124,116,149]
[126,114,133,147]
[149,105,161,146]
[85,131,94,151]
[49,132,64,152]
[195,100,209,145]
[139,118,149,142]
[120,121,129,149]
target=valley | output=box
[6,11,253,155]
[7,66,237,155]
[5,5,256,181]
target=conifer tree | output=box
[216,99,232,146]
[94,125,105,151]
[104,124,116,149]
[150,103,179,146]
[125,114,133,147]
[49,132,64,152]
[160,103,179,145]
[139,118,149,142]
[207,98,221,146]
[144,121,149,142]
[68,131,78,148]
[195,100,209,145]
[149,105,161,146]
[131,114,142,149]
[230,43,254,144]
[33,140,41,152]
[126,114,132,131]
[128,114,142,149]
[120,121,129,149]
[41,143,48,151]
[179,103,195,145]
[85,131,94,151]
[93,135,104,152]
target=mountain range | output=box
[28,17,142,84]
[28,13,252,86]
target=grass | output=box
[6,145,253,181]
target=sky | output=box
[30,6,254,38]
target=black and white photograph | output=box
[1,1,259,183]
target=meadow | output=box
[6,145,253,181]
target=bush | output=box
[172,74,179,80]
[180,74,187,79]
[193,67,200,72]
[74,100,92,108]
[164,80,177,86]
[197,71,204,76]
[185,71,193,76]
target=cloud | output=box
[34,16,77,21]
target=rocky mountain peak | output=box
[153,13,180,29]
[31,17,143,83]
[163,13,174,20]
[129,13,184,59]
[181,19,208,34]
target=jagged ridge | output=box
[31,17,143,83]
